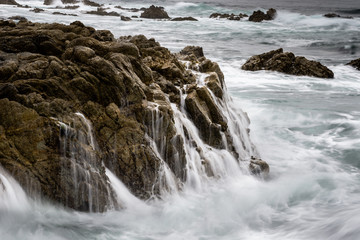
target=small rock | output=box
[121,16,132,21]
[30,8,45,13]
[86,7,120,17]
[140,5,170,19]
[171,17,198,21]
[8,16,28,21]
[249,8,277,22]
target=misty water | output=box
[1,0,360,239]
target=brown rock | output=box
[242,48,334,78]
[249,8,277,22]
[171,17,198,21]
[140,5,170,19]
[346,58,360,70]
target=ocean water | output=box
[1,0,360,239]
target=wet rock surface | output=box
[171,17,198,21]
[347,58,360,70]
[0,20,265,211]
[242,48,334,78]
[249,8,277,22]
[140,5,170,19]
[210,12,248,21]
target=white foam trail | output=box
[0,167,30,211]
[105,168,144,209]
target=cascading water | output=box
[56,112,116,212]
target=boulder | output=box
[140,5,170,19]
[171,17,198,21]
[347,58,360,70]
[249,8,277,22]
[241,48,334,78]
[120,16,131,21]
[324,13,353,19]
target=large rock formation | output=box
[0,19,266,212]
[140,5,170,19]
[347,58,360,70]
[242,48,334,78]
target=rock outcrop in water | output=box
[242,48,334,78]
[140,5,170,19]
[346,58,360,70]
[0,20,266,212]
[210,13,248,21]
[249,8,277,22]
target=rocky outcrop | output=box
[210,13,248,21]
[0,20,267,211]
[86,8,120,17]
[30,8,45,13]
[171,17,198,21]
[347,58,360,70]
[0,0,20,5]
[249,8,277,22]
[242,48,334,78]
[44,0,101,6]
[140,5,170,19]
[324,13,353,19]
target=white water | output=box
[1,0,360,239]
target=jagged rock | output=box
[0,0,20,6]
[83,0,101,7]
[180,46,204,58]
[242,48,334,78]
[347,58,360,70]
[140,5,170,19]
[171,17,198,21]
[115,6,140,12]
[210,12,248,21]
[86,8,120,17]
[0,21,268,212]
[249,8,277,22]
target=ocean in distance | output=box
[0,0,360,239]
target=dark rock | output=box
[8,16,28,21]
[83,0,101,7]
[171,17,198,21]
[61,0,79,4]
[323,13,353,19]
[249,8,277,22]
[30,8,45,13]
[53,12,78,16]
[120,16,132,21]
[86,8,120,17]
[115,5,141,12]
[210,12,248,21]
[347,58,360,70]
[242,48,334,78]
[0,0,20,6]
[140,5,170,19]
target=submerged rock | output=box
[171,17,198,21]
[242,48,334,78]
[249,8,277,22]
[347,58,360,70]
[210,12,248,21]
[140,5,170,19]
[323,13,353,19]
[30,8,45,13]
[85,7,120,17]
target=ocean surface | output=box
[1,0,360,239]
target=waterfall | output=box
[56,112,116,212]
[0,166,30,211]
